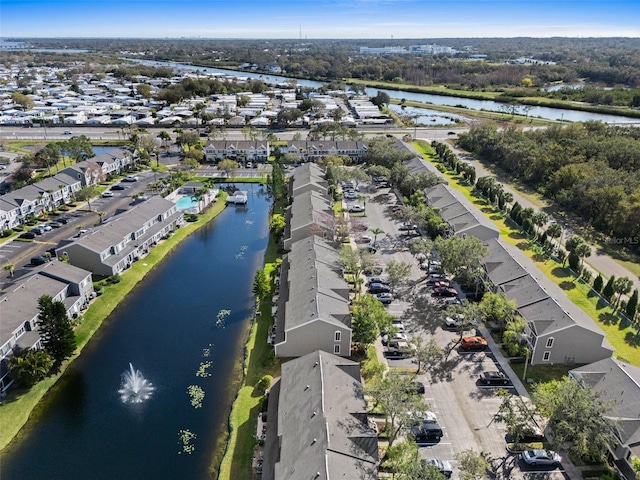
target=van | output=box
[387,341,415,357]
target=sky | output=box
[1,0,639,39]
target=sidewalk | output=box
[479,324,584,480]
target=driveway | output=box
[354,182,570,480]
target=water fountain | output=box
[118,363,155,404]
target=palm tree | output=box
[370,227,384,248]
[574,242,591,277]
[613,277,634,309]
[531,212,548,240]
[97,211,106,224]
[546,222,563,250]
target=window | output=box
[543,351,551,361]
[546,337,554,348]
[334,344,340,355]
[334,331,341,342]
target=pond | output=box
[1,183,272,479]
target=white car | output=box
[123,175,139,182]
[349,205,365,213]
[102,191,115,198]
[521,449,562,467]
[41,224,52,232]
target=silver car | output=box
[522,449,561,467]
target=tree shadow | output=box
[599,312,619,326]
[481,207,494,214]
[624,331,640,347]
[532,253,547,262]
[551,267,571,279]
[515,241,531,251]
[559,281,576,291]
[490,214,504,221]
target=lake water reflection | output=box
[1,184,271,479]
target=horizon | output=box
[1,0,639,39]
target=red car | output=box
[432,286,458,297]
[460,336,488,351]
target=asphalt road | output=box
[352,183,568,480]
[0,171,161,287]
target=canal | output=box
[1,184,271,479]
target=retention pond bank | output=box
[1,184,271,480]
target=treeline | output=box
[155,77,268,104]
[457,121,640,249]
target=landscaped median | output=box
[412,140,640,367]
[0,193,228,452]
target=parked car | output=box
[460,336,488,351]
[360,246,377,254]
[406,381,426,395]
[367,276,388,285]
[432,280,452,289]
[360,235,372,243]
[363,265,384,276]
[386,341,415,357]
[374,293,393,304]
[410,410,437,425]
[245,162,253,169]
[444,314,466,329]
[31,255,50,266]
[123,175,139,182]
[399,222,418,231]
[432,286,458,297]
[41,224,52,231]
[425,274,448,284]
[411,423,443,444]
[382,332,408,345]
[521,449,561,467]
[479,371,511,386]
[19,231,36,239]
[442,297,462,309]
[368,282,390,294]
[510,425,546,443]
[349,205,365,213]
[427,459,453,478]
[29,226,45,235]
[102,191,115,197]
[48,221,62,229]
[57,216,69,224]
[111,184,126,190]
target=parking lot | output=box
[348,181,569,480]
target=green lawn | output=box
[509,362,581,393]
[0,195,228,452]
[413,141,640,367]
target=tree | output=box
[408,237,434,258]
[386,260,412,294]
[256,374,272,394]
[495,389,540,448]
[501,316,530,357]
[531,211,548,239]
[546,223,563,250]
[564,235,585,267]
[592,274,604,294]
[136,83,152,99]
[351,295,393,348]
[11,92,34,110]
[268,159,286,200]
[626,289,638,320]
[371,90,391,107]
[602,275,616,301]
[74,186,99,212]
[411,336,443,375]
[382,441,446,480]
[370,227,384,248]
[365,371,431,447]
[455,449,491,480]
[340,245,373,289]
[218,159,238,178]
[269,214,286,238]
[533,377,616,463]
[478,293,518,331]
[252,269,269,301]
[8,349,54,387]
[37,295,76,367]
[434,235,488,285]
[613,277,633,309]
[574,242,592,274]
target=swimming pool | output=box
[175,195,197,210]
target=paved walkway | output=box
[446,141,640,295]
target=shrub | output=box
[568,252,581,272]
[12,225,24,232]
[105,274,122,285]
[581,269,592,283]
[184,213,199,222]
[256,375,273,394]
[1,229,13,238]
[593,274,604,293]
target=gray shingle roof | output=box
[271,350,378,480]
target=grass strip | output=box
[217,201,284,480]
[413,141,640,367]
[0,194,228,452]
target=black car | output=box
[411,423,443,444]
[368,283,391,294]
[31,255,50,266]
[479,371,512,386]
[111,184,126,191]
[19,231,36,239]
[57,216,70,224]
[406,381,426,395]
